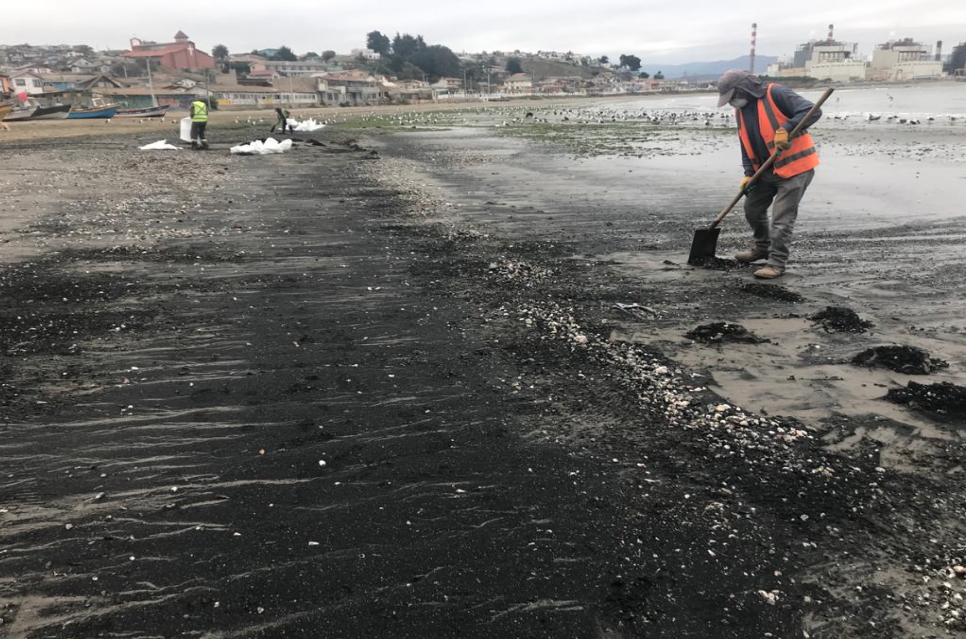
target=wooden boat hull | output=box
[67,105,117,119]
[115,105,169,118]
[30,105,72,120]
[4,108,34,121]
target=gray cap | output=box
[716,68,748,107]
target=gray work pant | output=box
[743,169,814,268]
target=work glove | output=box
[773,128,791,150]
[740,176,755,192]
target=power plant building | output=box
[869,39,943,80]
[797,40,867,82]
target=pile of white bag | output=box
[139,139,180,151]
[288,118,325,132]
[230,137,293,155]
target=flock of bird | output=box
[104,102,961,131]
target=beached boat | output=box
[30,105,72,120]
[4,106,34,121]
[115,105,169,118]
[67,105,117,119]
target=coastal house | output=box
[431,77,464,98]
[68,59,107,74]
[314,70,382,106]
[215,82,320,108]
[504,73,533,93]
[385,79,434,103]
[94,85,209,109]
[41,73,122,92]
[10,70,45,95]
[869,39,943,80]
[124,31,216,71]
[251,59,334,77]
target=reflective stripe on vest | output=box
[737,83,819,179]
[191,101,209,122]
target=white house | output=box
[504,73,533,93]
[10,70,45,95]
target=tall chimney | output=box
[936,40,943,62]
[828,24,834,41]
[750,23,758,74]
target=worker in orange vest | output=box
[716,69,822,279]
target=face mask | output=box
[730,97,748,109]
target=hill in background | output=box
[641,55,778,80]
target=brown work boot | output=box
[754,265,785,279]
[735,249,769,263]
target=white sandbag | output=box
[179,117,192,142]
[288,118,325,132]
[230,137,293,155]
[139,139,180,151]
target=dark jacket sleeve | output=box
[771,85,821,132]
[741,145,754,177]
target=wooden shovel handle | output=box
[709,86,834,230]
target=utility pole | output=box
[145,57,157,107]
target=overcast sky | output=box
[13,0,965,65]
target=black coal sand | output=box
[886,381,966,418]
[852,345,949,375]
[740,282,805,303]
[810,306,874,333]
[688,256,743,270]
[686,322,765,344]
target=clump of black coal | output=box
[886,381,966,418]
[740,282,804,303]
[810,306,874,333]
[686,322,765,344]
[852,345,949,375]
[688,256,742,270]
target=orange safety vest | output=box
[737,83,819,179]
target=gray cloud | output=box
[14,0,966,64]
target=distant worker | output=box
[272,107,292,134]
[716,69,822,279]
[188,99,209,150]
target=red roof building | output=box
[124,31,215,70]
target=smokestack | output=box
[750,23,757,74]
[828,24,834,41]
[936,40,943,62]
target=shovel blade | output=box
[688,227,721,265]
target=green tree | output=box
[392,33,426,59]
[505,57,523,74]
[619,54,641,71]
[654,70,664,79]
[367,31,391,56]
[410,45,461,80]
[301,51,319,60]
[273,46,297,61]
[322,50,336,61]
[598,55,609,65]
[639,71,650,79]
[212,44,229,60]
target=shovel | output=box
[688,87,835,265]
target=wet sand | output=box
[1,98,965,638]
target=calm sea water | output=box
[613,83,966,119]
